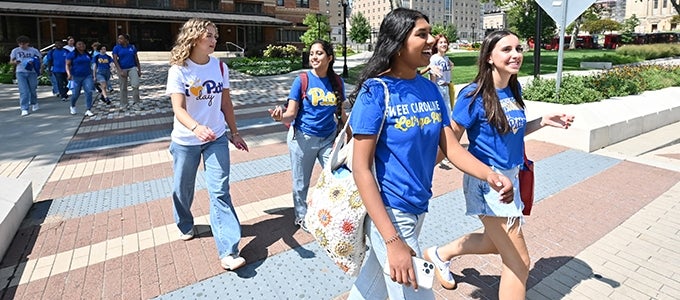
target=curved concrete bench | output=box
[0,177,32,262]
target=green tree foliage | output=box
[431,24,458,42]
[581,19,621,34]
[300,14,331,48]
[620,15,640,44]
[349,12,371,44]
[506,0,557,43]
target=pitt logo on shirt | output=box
[185,79,223,106]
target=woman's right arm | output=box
[65,59,72,79]
[170,93,216,142]
[352,134,417,287]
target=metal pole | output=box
[534,2,542,79]
[342,1,348,78]
[555,0,568,100]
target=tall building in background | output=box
[625,0,679,32]
[351,0,482,42]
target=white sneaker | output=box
[220,255,246,271]
[31,104,39,112]
[21,110,29,116]
[69,106,77,115]
[424,246,457,290]
[85,110,94,117]
[179,227,195,241]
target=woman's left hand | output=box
[541,113,575,129]
[230,134,249,152]
[486,173,514,203]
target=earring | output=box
[488,60,493,64]
[192,43,196,47]
[398,51,401,57]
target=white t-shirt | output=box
[429,54,452,85]
[165,57,230,146]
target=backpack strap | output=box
[219,60,224,76]
[299,71,308,100]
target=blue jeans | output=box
[49,72,59,95]
[16,72,38,111]
[464,165,524,219]
[287,126,334,223]
[437,84,451,117]
[70,75,94,110]
[169,134,242,259]
[348,207,433,300]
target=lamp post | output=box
[340,0,349,78]
[316,13,322,40]
[471,22,476,43]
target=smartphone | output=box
[383,256,435,290]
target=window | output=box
[278,29,304,43]
[236,2,263,14]
[653,0,658,9]
[277,0,284,5]
[134,0,171,8]
[189,0,218,11]
[297,0,309,8]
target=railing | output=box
[224,42,245,57]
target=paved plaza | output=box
[1,54,679,299]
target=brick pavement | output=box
[1,62,680,299]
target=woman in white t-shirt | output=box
[165,18,249,271]
[428,34,454,114]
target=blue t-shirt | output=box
[66,51,92,77]
[349,76,450,215]
[452,83,526,170]
[93,53,113,71]
[47,48,69,73]
[112,44,137,69]
[287,71,345,138]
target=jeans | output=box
[53,72,68,98]
[287,126,334,223]
[49,72,59,95]
[348,207,433,300]
[119,66,140,105]
[437,84,451,117]
[70,75,94,110]
[16,72,38,111]
[464,165,524,219]
[169,134,242,259]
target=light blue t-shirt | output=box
[287,71,345,138]
[350,76,450,215]
[452,83,526,170]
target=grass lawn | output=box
[346,49,629,85]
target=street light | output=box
[316,13,322,40]
[340,0,349,78]
[471,22,476,44]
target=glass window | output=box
[135,0,171,8]
[236,2,263,14]
[297,0,309,8]
[277,0,284,5]
[189,0,218,11]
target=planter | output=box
[580,61,613,69]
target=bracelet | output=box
[384,233,401,245]
[232,132,239,136]
[190,123,199,131]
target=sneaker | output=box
[98,94,106,103]
[105,97,112,105]
[61,97,68,102]
[21,110,29,116]
[295,219,309,233]
[220,255,246,270]
[85,110,94,117]
[31,104,39,112]
[69,106,77,115]
[424,246,457,290]
[179,227,195,241]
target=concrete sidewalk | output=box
[1,56,679,299]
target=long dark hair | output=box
[466,30,524,134]
[309,39,344,103]
[348,8,429,103]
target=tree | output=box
[505,0,557,44]
[566,4,603,48]
[431,24,458,42]
[620,15,640,44]
[581,19,621,34]
[300,14,331,48]
[349,12,371,45]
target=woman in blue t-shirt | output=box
[66,40,94,116]
[346,9,513,300]
[92,44,114,104]
[268,40,348,231]
[426,30,574,298]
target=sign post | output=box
[535,0,595,99]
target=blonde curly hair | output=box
[169,18,217,66]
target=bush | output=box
[524,64,680,104]
[580,53,642,65]
[228,57,302,76]
[616,44,680,60]
[263,44,299,59]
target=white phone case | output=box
[383,256,435,290]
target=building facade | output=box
[625,0,679,32]
[0,0,332,55]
